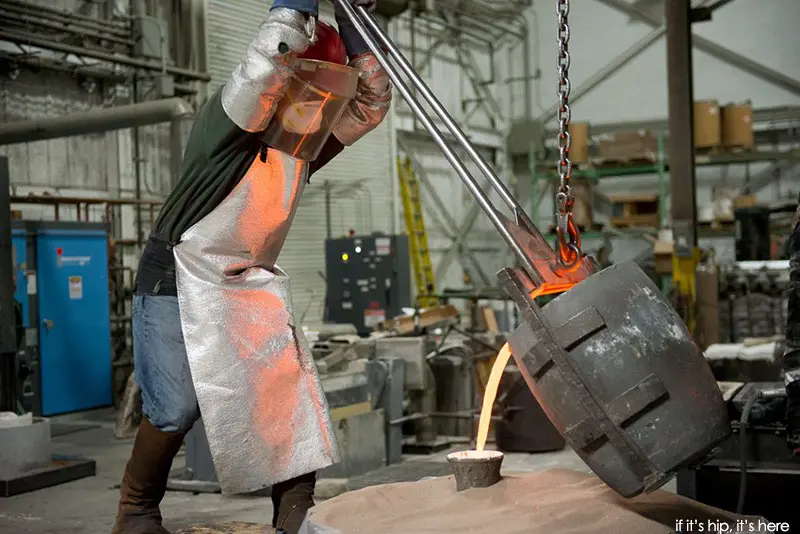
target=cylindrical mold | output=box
[446,450,503,492]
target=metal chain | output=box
[555,0,581,270]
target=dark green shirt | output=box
[154,88,265,244]
[134,88,344,296]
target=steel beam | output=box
[0,156,18,412]
[706,0,738,12]
[397,137,493,285]
[0,157,15,356]
[456,46,505,122]
[749,161,800,194]
[435,202,485,284]
[597,0,800,97]
[666,0,697,251]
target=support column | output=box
[665,0,699,332]
[0,157,19,412]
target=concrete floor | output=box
[0,409,676,534]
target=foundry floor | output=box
[0,409,678,534]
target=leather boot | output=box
[111,418,186,534]
[272,471,316,534]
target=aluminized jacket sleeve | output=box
[221,8,316,132]
[332,52,392,146]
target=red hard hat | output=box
[298,21,348,65]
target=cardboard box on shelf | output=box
[712,186,738,221]
[569,180,593,228]
[568,122,590,164]
[721,102,754,148]
[653,240,673,274]
[596,131,657,163]
[694,100,721,149]
[609,194,660,228]
[733,194,758,209]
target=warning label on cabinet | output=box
[375,237,391,256]
[364,309,386,327]
[69,276,83,300]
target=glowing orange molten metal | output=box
[475,277,586,452]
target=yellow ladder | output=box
[397,156,439,308]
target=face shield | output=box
[262,58,359,161]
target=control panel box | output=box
[325,234,411,335]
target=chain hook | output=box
[555,212,582,272]
[553,0,582,274]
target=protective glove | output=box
[271,0,319,18]
[335,0,377,58]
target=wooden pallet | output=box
[590,154,657,168]
[610,214,660,228]
[721,144,755,152]
[695,145,723,155]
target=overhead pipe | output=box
[114,4,168,76]
[0,8,136,47]
[0,29,211,82]
[434,0,526,21]
[3,0,130,34]
[0,98,194,146]
[0,52,197,95]
[406,15,496,45]
[455,13,524,40]
[2,0,131,38]
[515,14,532,120]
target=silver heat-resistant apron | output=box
[173,147,340,495]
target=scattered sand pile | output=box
[303,468,760,534]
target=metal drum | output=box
[502,261,731,498]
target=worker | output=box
[785,193,800,453]
[112,1,389,533]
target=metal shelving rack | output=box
[531,130,800,242]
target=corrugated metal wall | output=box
[206,0,396,324]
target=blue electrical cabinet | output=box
[12,222,112,416]
[12,229,28,328]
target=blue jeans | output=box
[132,295,201,433]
